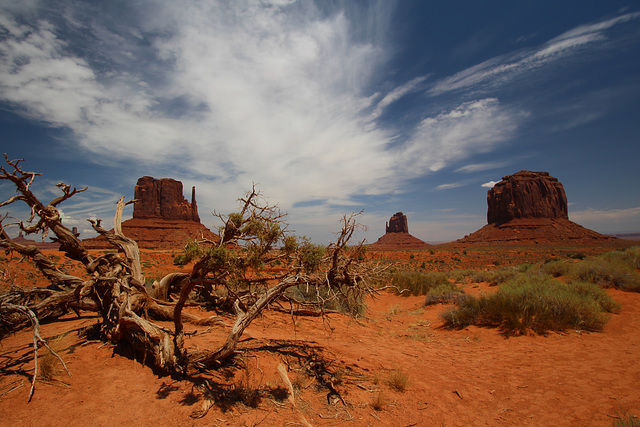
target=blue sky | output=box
[0,0,639,243]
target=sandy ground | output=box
[1,247,639,426]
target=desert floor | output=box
[0,244,638,426]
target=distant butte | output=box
[370,212,428,250]
[458,170,617,245]
[133,176,200,222]
[84,177,219,249]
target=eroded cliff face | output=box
[372,212,427,249]
[133,176,200,222]
[386,212,409,234]
[487,171,568,225]
[83,176,216,249]
[457,170,616,245]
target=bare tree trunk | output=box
[189,275,299,367]
[88,200,182,372]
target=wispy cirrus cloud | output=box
[428,11,640,96]
[455,161,511,173]
[368,75,428,121]
[570,206,640,227]
[0,1,522,222]
[400,98,520,173]
[436,182,465,191]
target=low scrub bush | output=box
[390,271,450,296]
[569,251,640,292]
[449,268,518,286]
[441,275,620,335]
[540,260,573,278]
[424,283,466,306]
[286,283,366,316]
[612,409,640,427]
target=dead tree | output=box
[0,155,181,371]
[0,156,384,381]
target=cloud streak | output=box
[428,11,640,96]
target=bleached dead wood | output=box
[1,303,71,401]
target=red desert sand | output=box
[0,246,638,426]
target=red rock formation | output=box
[457,170,616,245]
[84,177,218,250]
[487,171,567,225]
[458,218,616,245]
[133,176,199,222]
[386,212,409,233]
[371,212,427,250]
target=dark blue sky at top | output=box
[0,0,639,242]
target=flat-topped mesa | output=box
[457,169,618,245]
[133,176,200,222]
[487,171,568,225]
[386,212,409,233]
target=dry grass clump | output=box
[390,271,450,296]
[568,248,640,292]
[449,268,518,286]
[424,283,466,306]
[612,409,640,427]
[441,274,620,335]
[370,391,388,411]
[38,333,75,382]
[386,369,409,392]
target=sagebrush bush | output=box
[569,251,640,292]
[449,268,518,286]
[540,260,573,278]
[424,283,466,306]
[441,275,619,335]
[390,271,450,296]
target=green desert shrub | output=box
[569,250,640,292]
[441,275,620,335]
[390,271,450,296]
[449,268,518,286]
[612,410,640,427]
[424,283,466,306]
[540,259,573,278]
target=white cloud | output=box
[436,182,464,191]
[570,206,640,232]
[456,161,510,173]
[429,11,640,96]
[481,180,498,188]
[400,98,519,173]
[368,75,428,121]
[0,2,526,238]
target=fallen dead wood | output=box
[0,157,385,408]
[1,303,71,401]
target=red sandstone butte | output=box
[84,177,218,249]
[458,170,616,245]
[371,212,428,250]
[487,170,568,225]
[133,176,200,222]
